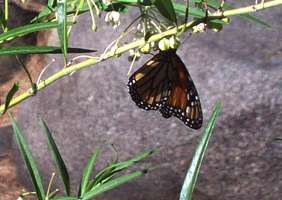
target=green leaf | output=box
[82,170,147,200]
[40,119,70,196]
[173,3,205,18]
[31,7,54,23]
[154,0,177,24]
[57,0,68,64]
[87,150,154,189]
[111,150,154,172]
[238,13,271,28]
[0,46,96,55]
[88,166,115,189]
[179,101,221,200]
[79,149,100,196]
[0,21,59,44]
[48,0,57,8]
[2,82,19,115]
[32,1,88,23]
[9,114,45,200]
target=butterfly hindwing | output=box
[164,52,203,129]
[128,49,203,129]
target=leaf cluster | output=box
[10,115,154,200]
[10,102,221,200]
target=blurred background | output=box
[0,1,282,199]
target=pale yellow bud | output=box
[140,43,151,54]
[169,36,180,49]
[158,38,170,51]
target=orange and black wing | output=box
[128,52,174,111]
[159,51,203,129]
[128,49,203,129]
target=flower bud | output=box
[192,23,206,33]
[140,43,151,54]
[110,11,120,23]
[169,36,180,49]
[105,11,121,29]
[158,38,170,51]
[222,17,231,24]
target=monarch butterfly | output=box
[128,49,203,129]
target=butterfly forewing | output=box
[128,49,203,129]
[128,54,174,110]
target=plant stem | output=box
[0,0,281,114]
[4,0,8,32]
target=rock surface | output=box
[13,4,282,200]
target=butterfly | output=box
[128,49,203,129]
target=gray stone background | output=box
[8,2,282,200]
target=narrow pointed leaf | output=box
[173,3,205,18]
[79,149,100,196]
[32,1,88,23]
[154,0,177,24]
[179,102,221,200]
[0,46,96,55]
[2,82,19,115]
[82,170,147,200]
[57,0,68,64]
[238,12,271,28]
[48,0,57,8]
[0,21,59,44]
[87,150,154,189]
[10,114,45,200]
[40,119,70,196]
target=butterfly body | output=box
[128,49,203,129]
